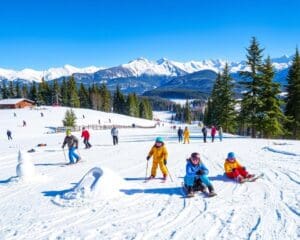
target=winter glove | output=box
[196,169,204,175]
[232,168,236,172]
[164,159,167,165]
[146,156,150,161]
[242,167,246,170]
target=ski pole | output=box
[165,165,174,182]
[62,148,67,162]
[145,160,149,180]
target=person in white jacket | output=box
[111,126,119,145]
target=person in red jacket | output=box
[81,127,92,149]
[211,125,217,142]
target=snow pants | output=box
[226,167,249,179]
[151,159,168,177]
[184,137,190,144]
[184,175,212,188]
[113,136,118,145]
[68,147,80,164]
[83,138,92,148]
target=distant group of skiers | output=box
[176,126,190,144]
[177,125,223,143]
[201,125,222,142]
[61,125,119,164]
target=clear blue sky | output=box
[1,0,299,70]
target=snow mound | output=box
[53,167,128,207]
[16,150,36,179]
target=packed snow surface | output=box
[0,107,299,239]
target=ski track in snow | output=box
[0,108,299,239]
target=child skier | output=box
[184,152,216,197]
[62,129,81,164]
[224,152,254,182]
[146,137,168,180]
[183,126,190,144]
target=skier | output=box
[81,127,92,148]
[7,129,12,140]
[23,120,27,127]
[177,126,183,143]
[224,152,255,183]
[146,137,168,180]
[183,126,190,144]
[211,125,217,142]
[201,126,207,143]
[218,126,223,142]
[111,125,119,145]
[62,129,81,164]
[183,152,216,197]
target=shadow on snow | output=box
[120,187,183,196]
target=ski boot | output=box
[207,185,217,197]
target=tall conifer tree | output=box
[239,37,264,137]
[285,48,300,138]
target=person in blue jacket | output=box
[184,152,216,196]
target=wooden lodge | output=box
[0,98,35,109]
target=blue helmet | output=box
[227,152,235,159]
[155,137,164,143]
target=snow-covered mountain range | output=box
[0,55,293,83]
[0,65,103,82]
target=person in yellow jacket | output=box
[224,152,254,182]
[183,126,190,144]
[146,137,168,180]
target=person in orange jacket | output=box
[146,137,168,180]
[183,126,190,144]
[224,152,254,182]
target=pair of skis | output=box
[239,173,264,183]
[144,177,167,183]
[181,183,217,198]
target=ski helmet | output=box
[227,152,235,159]
[155,137,164,143]
[66,129,71,136]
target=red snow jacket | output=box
[211,127,217,136]
[81,130,90,140]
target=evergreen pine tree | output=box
[78,83,90,108]
[61,78,69,106]
[21,84,28,98]
[258,56,286,138]
[207,73,222,126]
[218,64,237,133]
[15,82,22,98]
[89,84,101,110]
[51,80,61,105]
[29,82,38,103]
[37,78,51,105]
[113,85,126,114]
[285,48,300,139]
[8,82,15,98]
[67,75,80,108]
[62,109,77,127]
[239,37,264,137]
[1,83,9,99]
[126,93,139,117]
[183,100,191,123]
[99,84,111,112]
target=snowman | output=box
[16,150,36,179]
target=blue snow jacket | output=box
[185,159,209,177]
[184,159,211,187]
